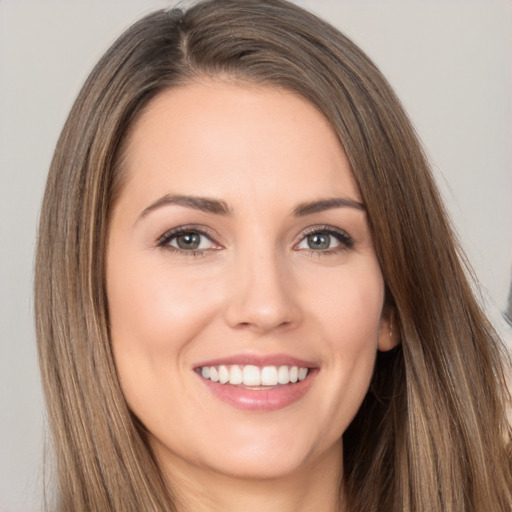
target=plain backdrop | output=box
[0,1,511,510]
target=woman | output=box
[34,0,512,510]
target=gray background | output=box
[1,1,510,510]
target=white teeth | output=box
[209,366,219,382]
[277,365,289,384]
[261,366,278,386]
[229,365,243,385]
[242,365,261,386]
[199,364,310,386]
[218,365,229,384]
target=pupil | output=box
[177,232,200,250]
[308,233,330,250]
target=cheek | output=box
[106,250,221,370]
[330,279,383,379]
[106,252,223,432]
[305,262,384,420]
[307,260,384,347]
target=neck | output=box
[159,442,346,512]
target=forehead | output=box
[120,80,360,208]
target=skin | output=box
[106,80,397,512]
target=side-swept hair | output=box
[35,1,512,510]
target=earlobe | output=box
[378,308,400,352]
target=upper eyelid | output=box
[294,225,355,250]
[157,224,221,246]
[156,223,354,248]
[297,224,352,240]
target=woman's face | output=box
[106,81,395,483]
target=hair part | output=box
[35,1,512,510]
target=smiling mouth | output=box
[196,364,309,387]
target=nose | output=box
[223,248,303,334]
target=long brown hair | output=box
[35,1,512,510]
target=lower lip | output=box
[197,371,316,411]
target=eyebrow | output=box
[292,197,365,216]
[139,194,232,219]
[138,194,365,221]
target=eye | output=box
[171,232,208,250]
[295,226,353,253]
[301,232,336,251]
[157,226,220,254]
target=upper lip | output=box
[194,353,317,370]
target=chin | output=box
[149,424,337,483]
[211,450,311,481]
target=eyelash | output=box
[156,224,354,257]
[156,225,220,257]
[296,225,354,255]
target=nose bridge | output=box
[224,238,301,333]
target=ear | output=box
[378,305,400,352]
